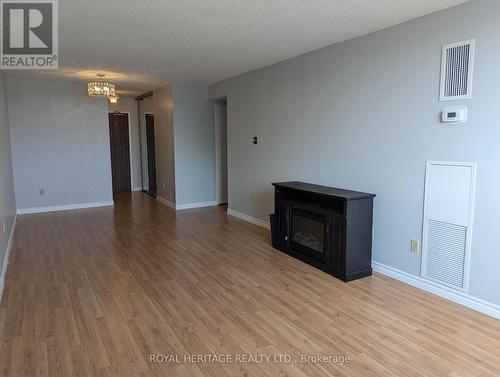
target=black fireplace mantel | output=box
[272,181,376,282]
[273,181,375,200]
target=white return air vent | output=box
[440,39,475,101]
[421,161,476,292]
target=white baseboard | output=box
[156,196,176,209]
[0,214,17,302]
[156,197,219,211]
[133,187,143,192]
[372,261,500,320]
[17,201,114,215]
[176,201,218,210]
[227,208,270,230]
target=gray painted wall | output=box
[0,71,16,288]
[153,85,176,203]
[152,83,216,205]
[209,0,500,306]
[7,78,113,209]
[172,84,216,205]
[108,96,142,190]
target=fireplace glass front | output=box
[291,207,326,257]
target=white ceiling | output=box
[5,0,468,96]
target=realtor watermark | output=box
[149,353,351,365]
[1,0,58,69]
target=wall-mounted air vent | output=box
[424,220,467,288]
[421,161,476,292]
[440,39,475,101]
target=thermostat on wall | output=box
[442,105,467,124]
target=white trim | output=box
[108,111,134,191]
[372,261,500,320]
[17,201,114,215]
[133,187,143,192]
[176,201,218,210]
[0,214,17,302]
[214,104,220,204]
[439,39,475,101]
[421,160,476,292]
[227,208,270,230]
[156,196,176,209]
[156,197,219,210]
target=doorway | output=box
[108,112,132,193]
[145,113,157,196]
[214,102,228,204]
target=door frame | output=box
[108,111,133,191]
[139,111,155,192]
[214,103,227,204]
[143,112,156,192]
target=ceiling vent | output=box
[439,39,475,101]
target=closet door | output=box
[421,161,476,292]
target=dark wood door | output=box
[108,113,131,193]
[145,114,156,192]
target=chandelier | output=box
[108,94,119,103]
[88,73,116,98]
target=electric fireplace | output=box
[273,181,375,282]
[291,205,327,261]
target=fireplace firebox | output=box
[273,181,375,282]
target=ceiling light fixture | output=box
[88,73,116,98]
[108,94,119,103]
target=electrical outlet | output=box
[39,188,44,196]
[161,183,165,190]
[410,240,419,253]
[2,220,5,233]
[251,196,256,205]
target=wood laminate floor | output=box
[1,193,499,377]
